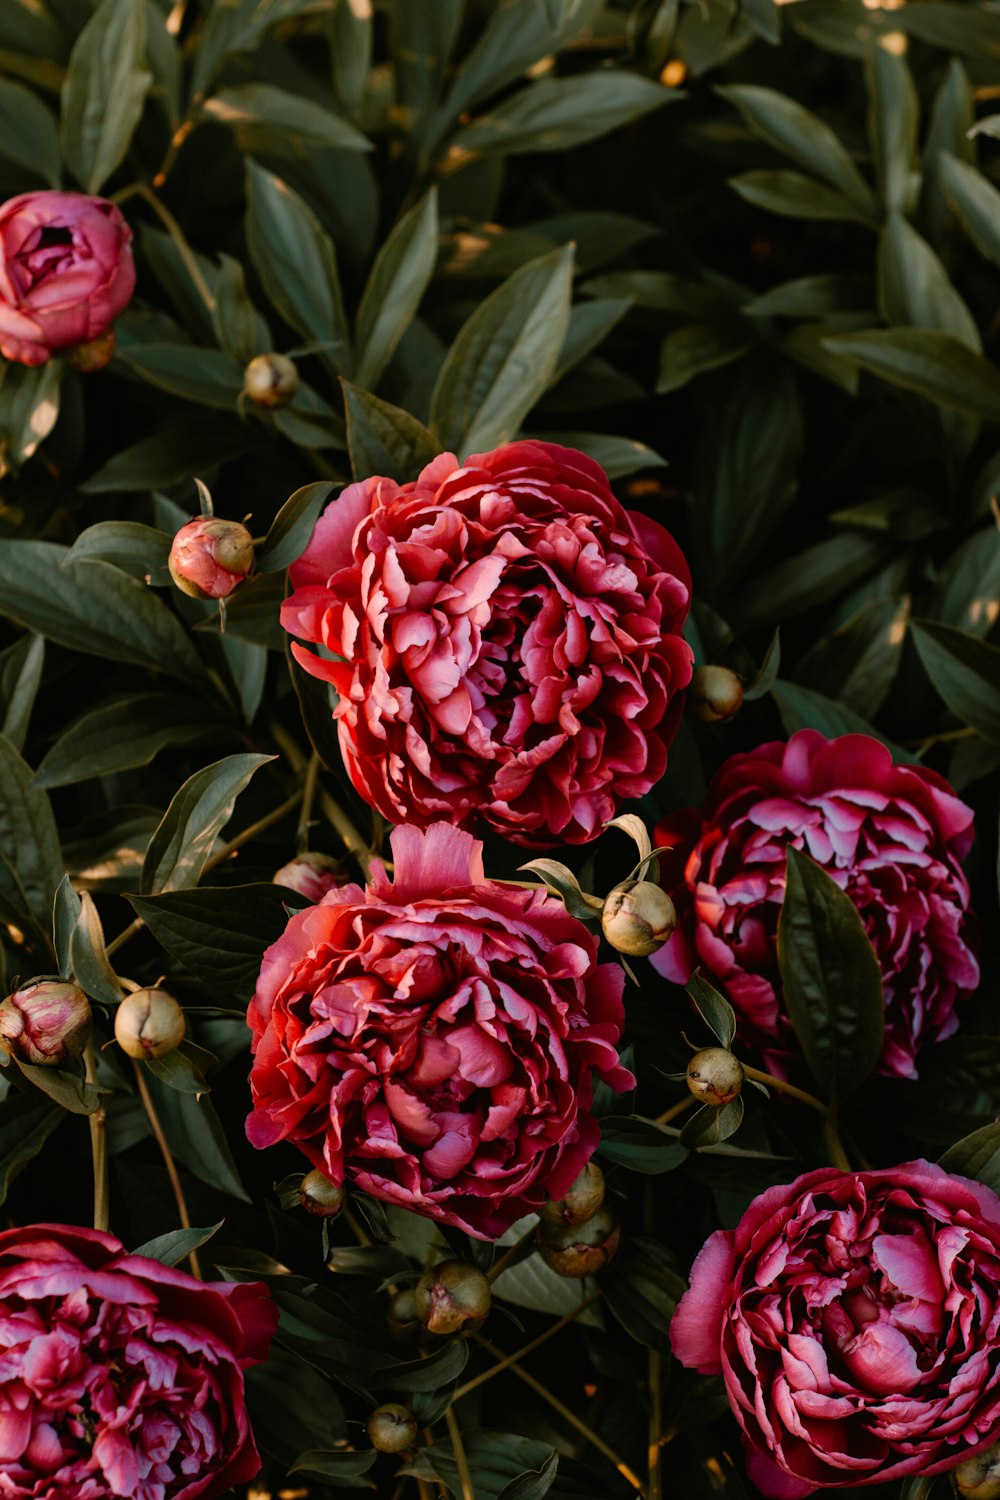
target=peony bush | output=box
[0,3,997,1499]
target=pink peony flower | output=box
[0,192,135,366]
[168,518,254,600]
[672,1161,1000,1497]
[0,1222,276,1499]
[0,981,91,1066]
[245,821,633,1238]
[652,730,978,1079]
[273,851,347,904]
[281,441,693,846]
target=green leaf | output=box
[733,532,891,632]
[15,1059,101,1116]
[776,845,884,1102]
[603,1236,686,1355]
[728,170,870,223]
[453,72,670,157]
[190,0,335,97]
[60,0,152,193]
[375,1338,468,1393]
[924,527,1000,637]
[81,411,262,493]
[0,1095,63,1206]
[892,1037,1000,1145]
[0,78,60,185]
[0,634,44,753]
[118,345,245,411]
[202,83,371,151]
[533,431,666,478]
[743,629,781,702]
[866,43,919,217]
[193,572,287,650]
[597,1116,687,1174]
[65,521,172,585]
[491,1240,602,1327]
[33,693,227,790]
[744,273,873,318]
[910,619,1000,746]
[246,163,350,376]
[355,189,438,391]
[823,329,1000,421]
[0,547,207,685]
[342,381,442,482]
[498,1451,559,1500]
[878,213,980,349]
[146,1073,249,1201]
[518,859,603,921]
[656,324,752,393]
[0,733,63,935]
[938,1122,1000,1197]
[431,244,575,453]
[141,753,274,895]
[687,974,736,1048]
[131,1222,223,1266]
[213,254,266,366]
[901,4,1000,59]
[920,60,973,247]
[145,1043,211,1095]
[679,1096,744,1148]
[442,0,604,122]
[771,679,914,761]
[938,151,1000,272]
[53,874,79,981]
[0,361,62,475]
[70,891,124,1008]
[256,483,336,573]
[421,1431,560,1500]
[129,883,295,997]
[717,83,877,215]
[290,1449,377,1484]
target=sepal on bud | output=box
[601,880,676,957]
[63,328,117,373]
[415,1260,491,1337]
[114,989,186,1061]
[0,981,91,1067]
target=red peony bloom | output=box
[245,822,633,1238]
[281,441,692,846]
[672,1161,1000,1497]
[0,192,135,366]
[652,730,978,1079]
[0,1222,276,1499]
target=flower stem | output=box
[297,751,321,853]
[822,1114,853,1173]
[648,1349,662,1500]
[269,720,374,875]
[453,1292,601,1399]
[474,1334,647,1495]
[740,1064,829,1116]
[112,180,216,313]
[655,1095,695,1126]
[84,1044,109,1233]
[132,1059,202,1278]
[444,1408,475,1500]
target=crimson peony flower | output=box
[245,822,633,1238]
[672,1161,1000,1497]
[652,730,978,1079]
[281,441,692,846]
[0,1222,276,1499]
[0,192,135,366]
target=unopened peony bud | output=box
[63,328,117,373]
[955,1446,1000,1500]
[114,988,186,1060]
[540,1161,605,1228]
[689,665,743,724]
[168,517,255,600]
[274,851,347,904]
[386,1288,420,1342]
[415,1260,491,1337]
[537,1202,620,1278]
[366,1403,418,1454]
[299,1168,345,1218]
[602,880,676,957]
[243,353,299,408]
[0,981,91,1066]
[686,1048,743,1107]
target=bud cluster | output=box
[536,1161,620,1277]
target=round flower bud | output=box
[0,981,91,1067]
[955,1446,1000,1500]
[243,353,299,408]
[273,851,347,904]
[386,1288,420,1343]
[63,327,117,373]
[366,1403,418,1454]
[168,518,255,600]
[298,1168,345,1218]
[601,880,676,957]
[114,988,186,1061]
[686,1048,743,1108]
[415,1260,491,1338]
[540,1161,605,1228]
[537,1203,621,1278]
[689,665,744,724]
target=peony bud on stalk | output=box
[686,1048,744,1107]
[168,518,255,600]
[114,988,186,1060]
[0,981,91,1066]
[366,1404,418,1454]
[298,1168,345,1218]
[415,1260,491,1337]
[243,353,299,408]
[540,1161,605,1228]
[273,851,347,904]
[689,665,744,724]
[537,1202,621,1277]
[602,880,676,957]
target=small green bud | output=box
[601,880,676,957]
[367,1403,418,1454]
[114,988,185,1060]
[686,1048,743,1107]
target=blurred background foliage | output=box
[0,0,998,1496]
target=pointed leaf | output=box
[911,619,1000,745]
[256,482,336,572]
[342,381,442,481]
[823,329,1000,421]
[131,1222,223,1267]
[141,753,275,895]
[60,0,152,192]
[355,189,438,390]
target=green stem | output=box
[297,752,321,853]
[453,1292,601,1399]
[112,180,216,313]
[648,1349,662,1500]
[132,1060,203,1278]
[84,1045,109,1233]
[741,1063,829,1117]
[444,1408,475,1500]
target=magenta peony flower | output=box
[281,440,693,847]
[0,192,135,366]
[652,730,978,1079]
[0,1222,276,1499]
[167,518,254,600]
[672,1161,1000,1497]
[273,851,347,903]
[245,821,633,1238]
